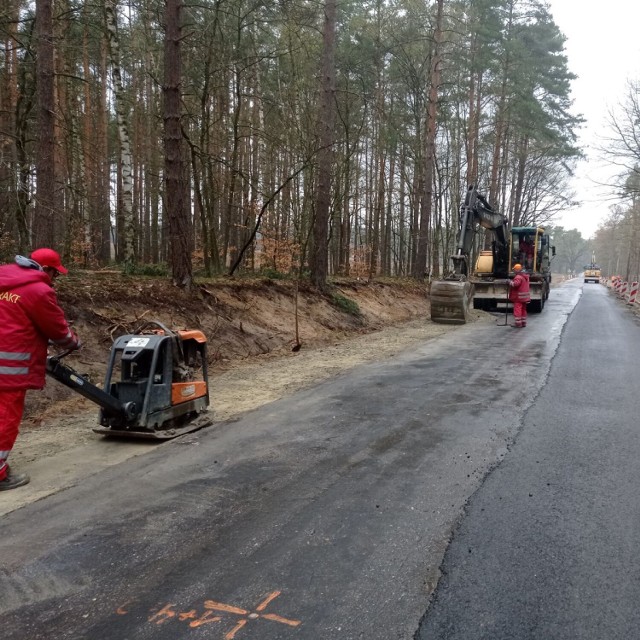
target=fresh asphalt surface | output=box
[417,281,640,640]
[0,279,634,640]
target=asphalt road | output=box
[1,278,622,640]
[417,281,640,639]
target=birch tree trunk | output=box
[413,0,443,280]
[98,39,112,262]
[104,0,135,265]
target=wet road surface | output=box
[417,282,640,639]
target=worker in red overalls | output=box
[0,248,81,491]
[508,263,531,328]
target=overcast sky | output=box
[546,0,640,238]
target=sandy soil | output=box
[1,312,490,516]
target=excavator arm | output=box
[450,186,508,275]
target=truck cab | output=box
[509,226,555,312]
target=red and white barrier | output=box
[605,278,640,309]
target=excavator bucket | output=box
[429,279,473,324]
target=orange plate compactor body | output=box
[46,321,212,439]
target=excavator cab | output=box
[511,229,539,272]
[510,227,555,274]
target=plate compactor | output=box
[46,320,212,439]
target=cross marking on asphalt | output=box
[117,590,301,638]
[204,591,301,639]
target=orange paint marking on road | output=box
[116,601,134,615]
[178,610,197,621]
[214,591,302,634]
[255,591,281,611]
[261,612,301,627]
[189,610,222,628]
[119,590,301,637]
[224,619,247,639]
[148,603,178,624]
[203,600,248,616]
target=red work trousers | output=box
[513,301,528,327]
[0,389,27,479]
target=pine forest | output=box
[1,0,639,286]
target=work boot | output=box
[0,469,30,491]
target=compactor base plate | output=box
[93,412,213,440]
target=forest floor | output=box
[1,272,511,514]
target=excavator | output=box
[430,184,555,324]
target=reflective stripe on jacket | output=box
[508,272,531,303]
[0,260,78,390]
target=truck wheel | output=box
[529,299,543,313]
[473,299,491,311]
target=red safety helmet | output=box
[30,248,69,275]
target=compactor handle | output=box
[133,319,185,368]
[46,353,136,421]
[47,346,75,362]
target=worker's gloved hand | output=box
[71,332,82,351]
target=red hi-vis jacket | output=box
[508,271,531,304]
[0,257,79,390]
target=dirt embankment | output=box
[30,273,434,417]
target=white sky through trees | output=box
[547,0,640,238]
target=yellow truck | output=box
[584,254,601,284]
